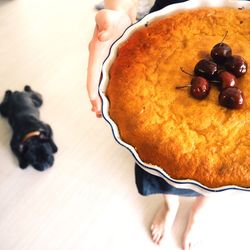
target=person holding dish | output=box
[87,1,217,249]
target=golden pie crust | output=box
[106,8,250,188]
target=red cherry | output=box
[219,87,244,109]
[194,59,218,80]
[218,71,237,89]
[190,76,210,100]
[211,43,232,64]
[224,55,248,78]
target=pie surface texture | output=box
[106,8,250,188]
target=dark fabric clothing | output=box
[150,0,187,13]
[135,164,201,196]
[134,0,201,197]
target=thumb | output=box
[95,9,131,42]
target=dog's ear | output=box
[11,137,24,154]
[19,157,29,169]
[49,139,58,153]
[40,134,58,153]
[11,139,28,169]
[14,144,29,169]
[40,124,53,138]
[0,90,12,117]
[18,143,24,153]
[39,132,51,143]
[39,127,58,153]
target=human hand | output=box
[87,9,132,118]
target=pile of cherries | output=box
[176,33,248,109]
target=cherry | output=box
[194,59,217,79]
[218,87,244,109]
[190,76,210,100]
[211,43,232,64]
[218,71,237,89]
[211,31,232,64]
[177,31,247,109]
[224,55,248,78]
[176,76,210,100]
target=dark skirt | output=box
[135,164,201,196]
[135,0,201,197]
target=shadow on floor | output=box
[0,0,14,8]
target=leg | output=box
[151,194,180,245]
[24,85,43,107]
[0,90,12,117]
[182,195,210,250]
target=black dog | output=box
[0,85,58,171]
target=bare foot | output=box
[182,215,197,250]
[151,198,179,245]
[182,196,208,250]
[151,204,168,244]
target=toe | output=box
[152,230,160,244]
[151,226,164,245]
[183,234,191,250]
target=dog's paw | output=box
[24,85,32,92]
[0,90,12,117]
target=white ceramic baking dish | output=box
[99,0,250,195]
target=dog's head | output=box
[19,135,58,171]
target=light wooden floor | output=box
[0,1,250,249]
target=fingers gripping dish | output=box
[105,7,250,189]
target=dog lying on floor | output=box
[0,85,58,171]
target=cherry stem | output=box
[176,84,191,89]
[210,80,221,84]
[220,30,228,45]
[180,67,194,77]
